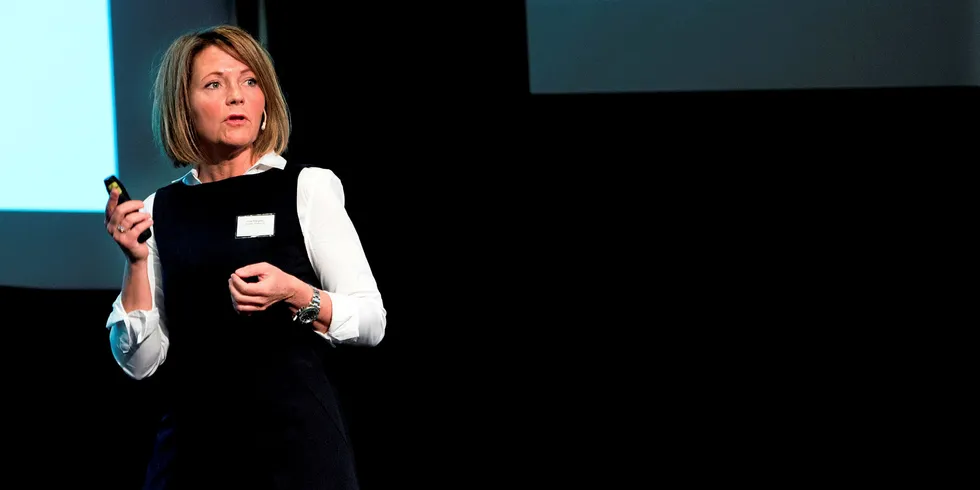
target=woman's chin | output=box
[208,139,255,153]
[215,129,257,147]
[225,137,255,148]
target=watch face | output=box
[298,308,318,324]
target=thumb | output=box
[105,188,121,218]
[234,262,269,278]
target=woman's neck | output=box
[196,146,257,184]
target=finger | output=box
[228,277,264,306]
[228,282,250,307]
[112,216,147,237]
[119,211,152,231]
[229,274,261,296]
[229,295,253,315]
[115,222,153,250]
[230,288,265,311]
[110,204,148,236]
[127,217,153,237]
[235,262,270,278]
[111,200,145,221]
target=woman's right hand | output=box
[105,189,153,263]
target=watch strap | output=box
[292,285,320,323]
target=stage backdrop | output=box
[526,0,979,94]
[975,0,980,84]
[0,0,232,290]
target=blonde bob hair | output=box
[152,25,289,167]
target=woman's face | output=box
[189,45,265,154]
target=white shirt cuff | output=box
[106,293,160,353]
[322,291,359,342]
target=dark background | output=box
[0,1,975,488]
[0,2,531,489]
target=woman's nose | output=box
[227,86,244,104]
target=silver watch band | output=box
[292,285,320,322]
[309,286,321,308]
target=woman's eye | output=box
[245,78,258,86]
[205,81,220,89]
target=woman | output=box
[103,25,386,490]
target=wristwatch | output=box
[292,285,321,324]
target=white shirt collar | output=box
[175,151,287,186]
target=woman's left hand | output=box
[229,262,300,313]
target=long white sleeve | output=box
[298,168,387,346]
[105,193,169,380]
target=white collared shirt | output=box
[105,152,387,380]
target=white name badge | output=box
[236,213,275,239]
